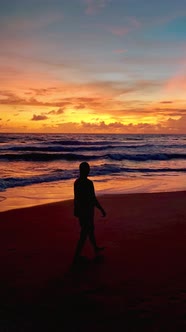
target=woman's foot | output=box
[95,246,105,254]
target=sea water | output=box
[0,133,186,211]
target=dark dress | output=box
[74,177,98,229]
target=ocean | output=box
[0,133,186,211]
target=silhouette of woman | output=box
[73,162,106,263]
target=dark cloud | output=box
[79,120,162,133]
[74,104,86,110]
[29,87,58,96]
[48,108,64,115]
[0,79,161,109]
[0,91,103,109]
[160,101,173,104]
[0,93,71,108]
[53,115,186,134]
[165,115,186,131]
[154,108,186,117]
[31,114,48,121]
[54,120,164,134]
[1,88,186,121]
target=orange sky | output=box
[0,0,186,133]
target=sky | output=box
[0,0,186,133]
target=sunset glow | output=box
[0,0,186,133]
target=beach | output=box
[0,191,186,331]
[1,0,186,328]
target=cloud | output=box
[31,114,48,121]
[153,108,186,117]
[0,75,163,110]
[53,120,165,134]
[121,54,180,67]
[113,49,128,54]
[30,87,58,96]
[99,16,141,37]
[1,85,185,121]
[74,103,86,110]
[160,101,173,104]
[152,10,186,27]
[165,73,186,92]
[1,12,64,34]
[1,114,186,134]
[108,26,129,36]
[0,81,135,107]
[128,17,141,29]
[0,93,71,108]
[83,0,110,14]
[48,108,64,115]
[0,95,43,106]
[57,116,186,133]
[165,115,186,131]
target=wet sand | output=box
[0,191,186,331]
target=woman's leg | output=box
[88,224,104,254]
[73,218,88,263]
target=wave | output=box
[42,139,116,146]
[0,152,101,162]
[0,143,158,153]
[1,152,186,162]
[0,145,115,153]
[106,153,186,161]
[2,142,186,153]
[0,167,81,191]
[0,135,111,145]
[1,165,186,192]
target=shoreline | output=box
[1,173,186,212]
[0,189,186,214]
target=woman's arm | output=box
[92,182,106,217]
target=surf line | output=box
[0,196,7,202]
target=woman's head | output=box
[79,162,90,177]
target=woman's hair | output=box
[79,162,90,177]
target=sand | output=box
[0,191,186,331]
